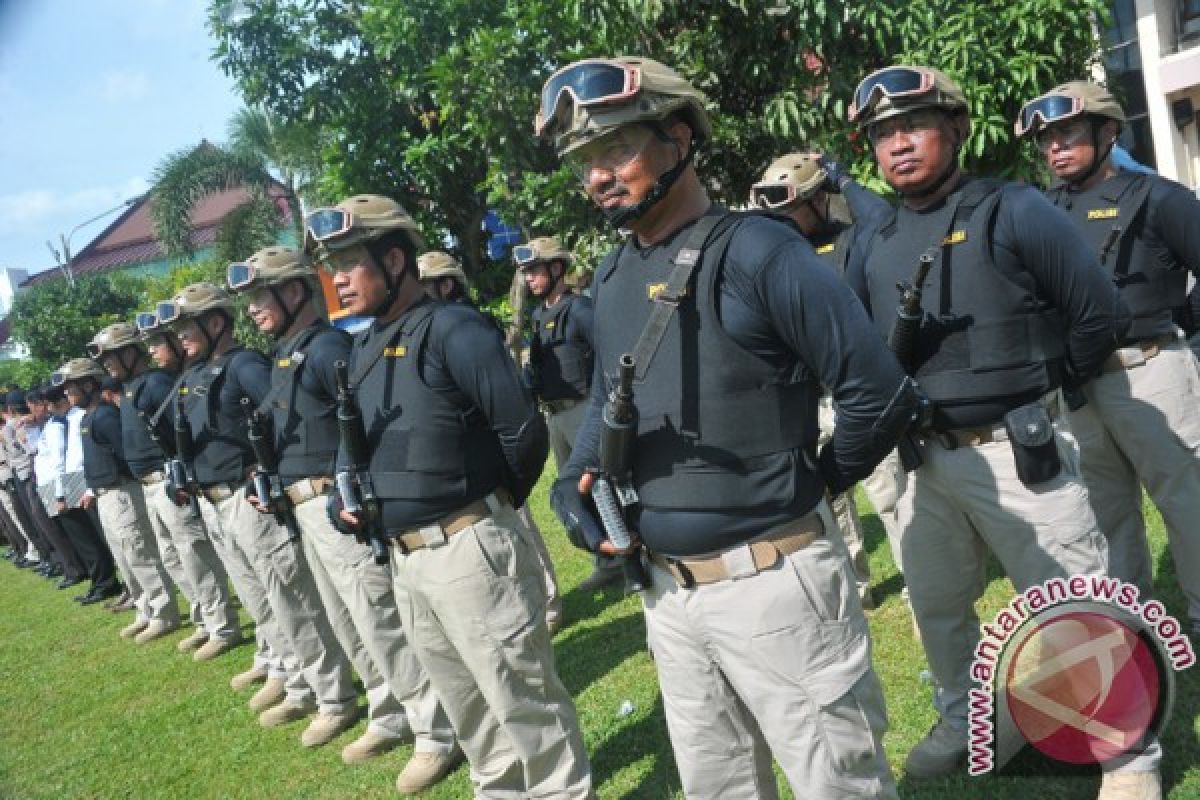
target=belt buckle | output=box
[721,544,758,581]
[419,524,447,549]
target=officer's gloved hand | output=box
[550,475,606,552]
[325,489,359,536]
[818,154,851,193]
[521,363,541,394]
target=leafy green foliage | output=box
[9,274,144,369]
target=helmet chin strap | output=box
[269,281,311,336]
[603,132,697,230]
[1068,119,1116,188]
[901,148,962,201]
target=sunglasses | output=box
[305,208,353,244]
[536,59,641,137]
[226,262,256,291]
[849,67,935,123]
[1015,93,1083,137]
[749,182,801,210]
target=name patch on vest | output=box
[544,321,556,330]
[646,282,668,301]
[178,387,188,395]
[1087,207,1119,220]
[80,427,89,435]
[816,243,836,254]
[943,230,967,245]
[277,358,292,368]
[384,346,407,358]
[124,391,133,399]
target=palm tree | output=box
[149,108,318,264]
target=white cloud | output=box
[97,69,151,103]
[0,177,151,236]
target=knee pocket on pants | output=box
[816,670,890,790]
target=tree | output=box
[9,273,144,370]
[207,0,1109,287]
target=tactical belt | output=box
[389,489,512,554]
[285,476,333,506]
[540,397,581,415]
[95,478,138,497]
[139,470,166,486]
[650,511,824,588]
[932,393,1062,450]
[1103,334,1178,373]
[200,482,240,504]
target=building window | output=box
[1182,0,1200,47]
[1105,0,1157,168]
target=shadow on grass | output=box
[589,693,679,799]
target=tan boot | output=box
[258,701,313,728]
[119,619,149,640]
[904,717,967,778]
[300,708,361,747]
[341,729,403,764]
[135,619,180,644]
[230,665,268,691]
[193,634,241,662]
[1098,771,1162,800]
[395,750,463,794]
[247,677,287,713]
[176,629,209,654]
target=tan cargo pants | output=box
[95,482,179,626]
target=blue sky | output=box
[0,0,244,276]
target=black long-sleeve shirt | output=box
[562,210,918,551]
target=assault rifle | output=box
[889,252,934,471]
[171,394,201,513]
[333,361,389,565]
[587,353,651,592]
[242,399,300,542]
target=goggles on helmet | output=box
[512,245,539,266]
[304,207,354,244]
[750,182,803,210]
[226,262,256,291]
[85,342,104,359]
[849,67,935,124]
[135,311,161,334]
[1015,93,1084,138]
[535,59,642,137]
[156,301,184,327]
[50,371,67,387]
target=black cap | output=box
[5,389,25,409]
[101,376,122,393]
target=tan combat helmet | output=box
[536,57,712,156]
[156,282,235,329]
[513,236,574,272]
[51,357,106,387]
[304,194,425,257]
[849,65,968,128]
[417,251,469,287]
[1014,80,1126,138]
[87,322,142,359]
[227,246,313,294]
[750,153,827,210]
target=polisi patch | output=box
[647,282,668,301]
[1087,208,1119,220]
[943,230,967,245]
[816,243,835,254]
[384,346,407,358]
[277,358,292,368]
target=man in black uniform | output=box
[227,246,457,782]
[57,356,181,642]
[540,56,916,798]
[91,320,240,657]
[845,66,1157,798]
[312,194,592,797]
[1017,81,1200,638]
[160,282,359,743]
[514,236,620,594]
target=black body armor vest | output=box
[265,324,348,483]
[122,370,171,478]
[863,180,1066,415]
[530,293,592,401]
[82,403,128,489]
[592,213,816,520]
[355,302,507,525]
[181,349,260,486]
[1047,171,1184,341]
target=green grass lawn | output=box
[1,471,1196,799]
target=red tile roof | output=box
[25,184,291,286]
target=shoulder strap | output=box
[1110,172,1154,275]
[629,211,733,381]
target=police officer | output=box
[311,194,592,797]
[91,321,241,657]
[160,283,360,744]
[417,248,565,634]
[751,152,898,610]
[227,247,458,783]
[541,57,915,798]
[845,66,1160,797]
[513,236,621,596]
[1017,81,1200,634]
[58,357,182,642]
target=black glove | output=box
[550,476,607,552]
[522,362,541,394]
[325,489,359,536]
[818,155,851,193]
